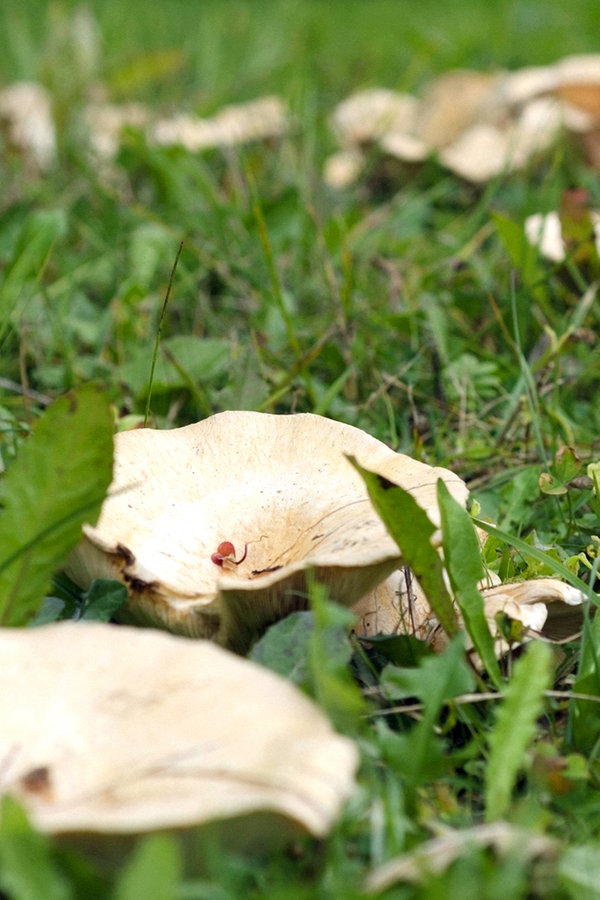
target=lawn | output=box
[1,0,600,897]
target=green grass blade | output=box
[485,641,553,820]
[348,457,459,637]
[143,240,183,427]
[0,384,114,625]
[438,480,503,689]
[246,168,303,362]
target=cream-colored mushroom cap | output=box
[0,622,358,838]
[66,411,468,651]
[353,570,584,663]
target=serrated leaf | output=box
[0,385,114,626]
[485,641,553,820]
[348,457,459,637]
[437,480,503,689]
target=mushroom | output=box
[149,96,288,152]
[65,411,467,652]
[0,82,56,172]
[352,567,585,659]
[0,621,358,841]
[324,54,600,187]
[525,207,600,262]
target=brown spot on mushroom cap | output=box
[20,766,53,802]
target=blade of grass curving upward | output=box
[348,457,459,638]
[0,385,114,626]
[437,480,503,689]
[143,240,183,427]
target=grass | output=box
[2,0,600,896]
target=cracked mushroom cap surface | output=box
[66,411,468,651]
[0,621,358,839]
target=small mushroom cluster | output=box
[0,82,288,177]
[525,187,600,262]
[324,54,600,186]
[1,409,586,854]
[65,410,584,654]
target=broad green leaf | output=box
[251,592,362,728]
[348,457,459,637]
[250,611,315,684]
[485,641,553,820]
[553,446,582,483]
[127,222,178,293]
[114,834,182,900]
[0,385,114,626]
[437,480,503,689]
[0,796,71,900]
[375,719,446,797]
